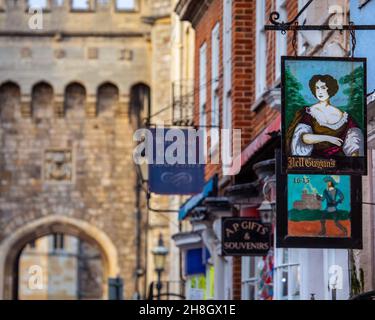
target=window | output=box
[275,0,287,80]
[199,43,208,159]
[256,0,267,98]
[211,23,220,153]
[242,256,274,300]
[28,0,48,8]
[222,0,232,174]
[242,257,261,300]
[274,249,301,300]
[71,0,90,11]
[116,0,136,11]
[53,233,65,250]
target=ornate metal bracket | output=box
[265,0,375,32]
[268,0,314,34]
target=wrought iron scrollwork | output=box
[268,0,315,33]
[349,21,357,57]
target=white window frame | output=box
[71,0,91,11]
[28,0,49,9]
[275,0,288,81]
[256,0,267,98]
[241,256,262,300]
[115,0,137,12]
[222,0,232,175]
[211,23,220,154]
[199,43,208,159]
[274,248,301,300]
[297,0,309,55]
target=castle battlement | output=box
[0,0,171,34]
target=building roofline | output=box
[0,31,149,38]
[174,0,213,28]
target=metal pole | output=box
[156,270,163,301]
[332,288,337,301]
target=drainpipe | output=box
[134,180,142,299]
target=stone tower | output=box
[0,0,171,299]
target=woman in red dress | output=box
[287,75,364,158]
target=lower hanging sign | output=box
[221,218,272,256]
[276,169,363,249]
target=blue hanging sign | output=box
[148,128,205,195]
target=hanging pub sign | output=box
[276,158,363,249]
[222,218,272,256]
[281,56,367,175]
[148,128,205,195]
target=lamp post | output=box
[152,233,169,300]
[258,199,276,225]
[258,178,276,225]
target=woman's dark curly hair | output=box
[309,74,339,98]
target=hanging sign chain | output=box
[292,22,299,57]
[349,21,357,58]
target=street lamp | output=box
[259,178,276,224]
[258,199,276,225]
[152,233,169,300]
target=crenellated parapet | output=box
[0,0,154,35]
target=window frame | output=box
[275,0,288,81]
[211,22,221,154]
[27,0,50,11]
[255,0,267,99]
[222,0,232,175]
[70,0,93,12]
[274,248,301,300]
[199,43,208,159]
[115,0,138,12]
[241,256,268,300]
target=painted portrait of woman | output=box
[286,74,364,158]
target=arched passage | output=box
[0,215,119,300]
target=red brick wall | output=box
[194,0,299,180]
[194,0,223,181]
[232,256,242,300]
[231,0,255,151]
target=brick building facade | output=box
[174,0,355,301]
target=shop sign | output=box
[222,218,272,256]
[277,167,363,249]
[148,128,205,195]
[281,56,367,175]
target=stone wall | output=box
[0,0,176,300]
[0,78,143,298]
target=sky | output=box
[286,59,364,109]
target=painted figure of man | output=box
[316,176,348,237]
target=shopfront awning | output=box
[229,115,281,176]
[178,175,218,221]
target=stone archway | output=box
[0,215,119,300]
